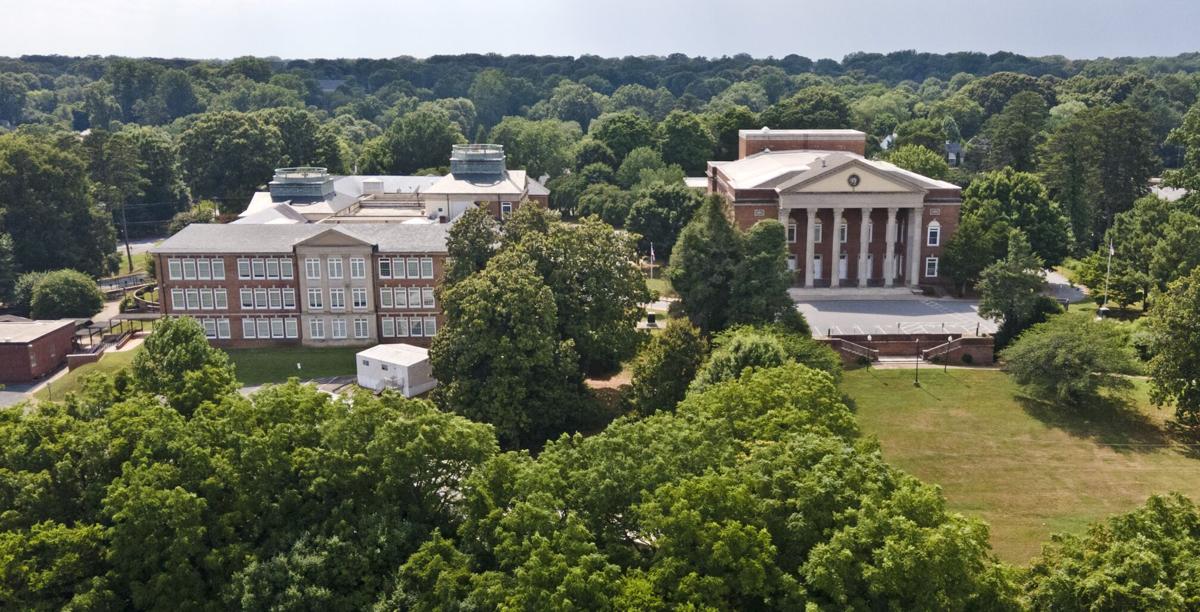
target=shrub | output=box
[29,269,103,319]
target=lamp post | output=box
[945,335,952,373]
[914,337,920,387]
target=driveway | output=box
[797,298,998,337]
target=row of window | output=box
[305,287,370,311]
[307,317,370,340]
[242,317,300,339]
[239,288,297,310]
[381,316,438,338]
[167,258,227,281]
[785,221,942,246]
[170,288,229,311]
[376,257,435,280]
[378,286,436,310]
[779,254,940,278]
[236,257,295,280]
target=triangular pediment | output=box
[777,158,927,195]
[294,227,374,248]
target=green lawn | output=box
[645,276,675,298]
[844,368,1200,564]
[33,350,139,401]
[226,346,361,386]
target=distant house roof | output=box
[526,176,550,197]
[1150,178,1187,202]
[0,319,76,344]
[150,222,450,255]
[683,177,708,190]
[357,343,429,366]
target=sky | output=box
[2,0,1198,61]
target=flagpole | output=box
[649,242,655,280]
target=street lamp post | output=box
[945,335,952,373]
[914,337,920,387]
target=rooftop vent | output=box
[450,144,506,177]
[269,167,335,200]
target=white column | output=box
[858,207,873,288]
[908,207,923,287]
[804,208,818,288]
[829,206,843,287]
[883,207,899,287]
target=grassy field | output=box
[844,367,1200,564]
[645,276,675,298]
[33,350,138,401]
[226,346,360,386]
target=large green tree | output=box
[980,90,1048,172]
[625,181,704,258]
[759,87,851,129]
[627,318,707,416]
[977,230,1047,329]
[669,196,743,333]
[1148,267,1200,428]
[487,116,581,178]
[129,316,239,416]
[1001,312,1139,407]
[657,109,715,174]
[729,219,795,326]
[28,269,103,320]
[256,107,348,173]
[360,104,466,174]
[962,167,1071,265]
[589,111,655,163]
[178,111,282,209]
[443,205,499,285]
[883,144,951,181]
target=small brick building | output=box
[708,128,961,290]
[0,319,77,383]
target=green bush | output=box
[29,269,103,319]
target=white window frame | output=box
[182,259,197,280]
[284,318,298,339]
[331,318,347,339]
[394,257,407,279]
[420,257,434,279]
[408,287,421,310]
[202,319,217,339]
[307,288,323,310]
[395,317,409,337]
[268,288,282,310]
[330,288,345,311]
[327,257,343,280]
[254,288,268,310]
[813,222,823,244]
[422,287,435,309]
[305,258,321,280]
[171,288,185,310]
[353,317,368,339]
[200,288,214,310]
[256,318,271,339]
[266,258,280,279]
[280,258,293,279]
[352,288,368,310]
[237,258,251,280]
[407,257,420,279]
[197,259,211,280]
[787,223,797,243]
[839,222,848,244]
[309,318,325,339]
[271,318,285,339]
[350,257,366,279]
[424,316,437,336]
[381,317,395,337]
[242,318,256,339]
[214,289,228,310]
[168,259,182,280]
[251,258,266,279]
[240,289,254,309]
[500,201,513,217]
[212,259,225,280]
[185,289,199,310]
[282,289,295,310]
[394,286,407,308]
[217,319,231,339]
[925,256,939,278]
[378,258,392,279]
[380,287,393,308]
[926,221,941,247]
[410,316,424,337]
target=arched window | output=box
[926,220,941,247]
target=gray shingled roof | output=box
[151,223,450,255]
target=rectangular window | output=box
[271,318,285,339]
[839,223,848,243]
[183,259,197,280]
[238,258,251,279]
[328,257,343,279]
[420,257,434,279]
[197,259,211,280]
[814,223,823,243]
[240,289,253,309]
[352,288,368,310]
[378,258,392,278]
[395,317,409,337]
[284,318,298,339]
[200,288,214,310]
[394,286,407,308]
[217,319,231,339]
[282,289,296,309]
[168,259,182,280]
[268,288,282,310]
[266,258,280,279]
[185,289,199,310]
[242,318,256,339]
[256,318,271,339]
[927,224,941,247]
[867,222,874,243]
[332,318,347,339]
[212,259,225,280]
[307,288,323,310]
[214,289,228,310]
[171,288,185,310]
[251,258,266,279]
[407,257,420,279]
[254,288,268,309]
[393,257,406,279]
[280,259,293,279]
[305,258,321,280]
[202,319,217,339]
[330,288,345,310]
[925,257,939,278]
[410,316,424,337]
[787,223,797,243]
[424,316,437,336]
[354,318,368,339]
[379,287,393,308]
[309,318,324,339]
[422,287,435,309]
[381,317,395,337]
[350,257,366,279]
[408,287,421,309]
[501,201,513,217]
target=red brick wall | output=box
[918,204,960,288]
[373,253,445,347]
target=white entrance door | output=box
[838,253,848,280]
[813,254,823,280]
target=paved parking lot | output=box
[797,298,997,337]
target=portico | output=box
[781,205,923,289]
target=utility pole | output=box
[120,203,133,274]
[1099,240,1113,318]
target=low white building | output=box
[356,343,437,397]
